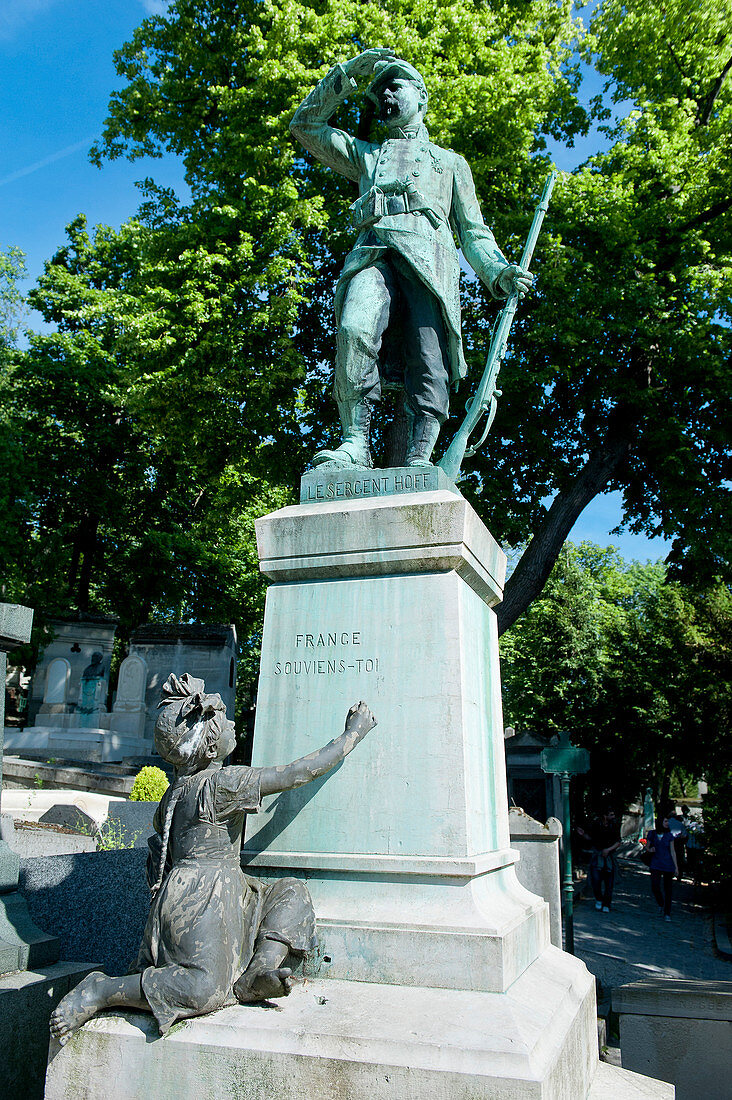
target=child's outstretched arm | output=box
[259,701,376,796]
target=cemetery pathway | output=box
[573,855,731,999]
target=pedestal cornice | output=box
[256,490,506,607]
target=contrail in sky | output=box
[0,136,98,188]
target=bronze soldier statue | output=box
[291,48,533,470]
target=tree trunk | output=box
[496,434,630,635]
[76,515,99,613]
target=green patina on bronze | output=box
[290,49,532,473]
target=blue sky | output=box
[1,1,669,565]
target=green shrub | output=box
[129,766,169,802]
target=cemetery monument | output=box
[45,52,671,1100]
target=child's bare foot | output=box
[233,967,294,1004]
[50,972,108,1045]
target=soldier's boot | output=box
[312,400,373,469]
[405,410,441,467]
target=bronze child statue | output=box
[50,674,376,1044]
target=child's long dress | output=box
[133,765,316,1034]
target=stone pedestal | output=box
[245,491,546,996]
[45,490,671,1098]
[45,974,671,1099]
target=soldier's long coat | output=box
[290,63,510,385]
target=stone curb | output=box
[713,912,732,960]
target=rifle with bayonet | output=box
[438,169,559,483]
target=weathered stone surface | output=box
[509,807,563,949]
[8,823,96,858]
[257,489,506,606]
[614,978,732,1099]
[46,955,598,1100]
[247,492,540,993]
[19,849,149,975]
[300,465,460,503]
[1,756,135,794]
[1,961,97,1100]
[45,964,672,1100]
[589,1062,674,1099]
[111,653,148,738]
[128,622,237,746]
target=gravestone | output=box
[25,615,117,727]
[128,622,236,748]
[1,605,96,1100]
[41,657,71,712]
[110,654,147,739]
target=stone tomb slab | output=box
[45,961,671,1100]
[47,953,597,1100]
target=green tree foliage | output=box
[0,246,28,604]
[0,246,26,349]
[2,0,730,666]
[1,0,587,660]
[491,0,732,629]
[93,0,730,633]
[1,215,291,659]
[501,544,732,807]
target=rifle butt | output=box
[438,432,470,482]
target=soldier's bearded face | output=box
[378,79,424,126]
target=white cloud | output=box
[0,137,98,188]
[0,0,60,41]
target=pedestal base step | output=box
[590,1061,674,1098]
[46,948,626,1100]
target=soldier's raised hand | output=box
[343,48,396,81]
[497,263,535,299]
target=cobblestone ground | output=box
[573,856,731,1000]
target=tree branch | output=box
[698,52,732,127]
[497,433,630,635]
[677,196,732,234]
[663,37,689,82]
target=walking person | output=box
[646,816,679,921]
[578,808,622,913]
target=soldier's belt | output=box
[350,184,445,231]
